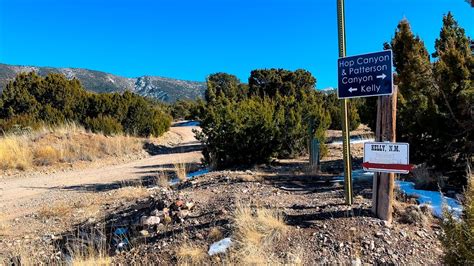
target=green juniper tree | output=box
[431,12,473,185]
[388,19,436,165]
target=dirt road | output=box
[0,123,203,219]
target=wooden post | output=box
[309,138,320,172]
[372,86,397,222]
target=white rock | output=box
[141,215,161,226]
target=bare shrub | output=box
[174,162,187,182]
[155,171,170,188]
[34,145,60,166]
[175,243,206,265]
[208,227,223,241]
[38,202,73,219]
[110,186,150,201]
[232,203,289,264]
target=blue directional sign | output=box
[338,50,393,99]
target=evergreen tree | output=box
[431,12,473,183]
[0,72,171,137]
[205,73,244,103]
[389,19,435,163]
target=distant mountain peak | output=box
[0,63,206,103]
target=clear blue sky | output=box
[0,0,472,89]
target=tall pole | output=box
[337,0,353,205]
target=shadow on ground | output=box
[143,142,202,156]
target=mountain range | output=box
[0,63,206,103]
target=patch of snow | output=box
[208,238,233,256]
[336,170,463,218]
[169,168,210,185]
[328,138,375,145]
[187,169,209,178]
[396,181,462,218]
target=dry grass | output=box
[0,123,143,172]
[0,135,32,170]
[34,145,60,166]
[155,171,170,188]
[38,201,74,219]
[110,186,150,201]
[176,243,206,265]
[232,203,289,264]
[0,213,8,237]
[72,256,111,266]
[208,227,223,241]
[70,226,111,266]
[237,174,263,182]
[174,162,187,182]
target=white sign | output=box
[363,142,411,174]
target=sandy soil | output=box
[0,123,203,221]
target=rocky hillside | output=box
[0,63,206,103]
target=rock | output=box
[195,232,204,240]
[185,202,195,210]
[416,230,424,238]
[218,208,228,215]
[375,232,383,238]
[178,210,190,219]
[140,230,149,237]
[370,240,375,251]
[162,215,172,224]
[349,227,357,234]
[351,258,361,266]
[400,231,407,238]
[141,216,161,226]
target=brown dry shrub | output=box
[176,243,206,265]
[34,145,60,166]
[110,186,150,201]
[38,202,73,219]
[232,203,289,264]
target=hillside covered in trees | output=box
[0,72,171,137]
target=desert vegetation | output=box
[196,70,331,169]
[441,174,474,264]
[0,72,171,137]
[0,123,142,171]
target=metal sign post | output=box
[337,0,353,205]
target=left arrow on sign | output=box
[348,87,357,93]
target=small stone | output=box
[370,240,375,250]
[196,232,204,240]
[185,202,195,210]
[141,215,161,226]
[416,230,424,238]
[351,258,361,266]
[140,230,149,237]
[400,231,407,238]
[375,232,383,238]
[175,200,185,208]
[218,208,228,215]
